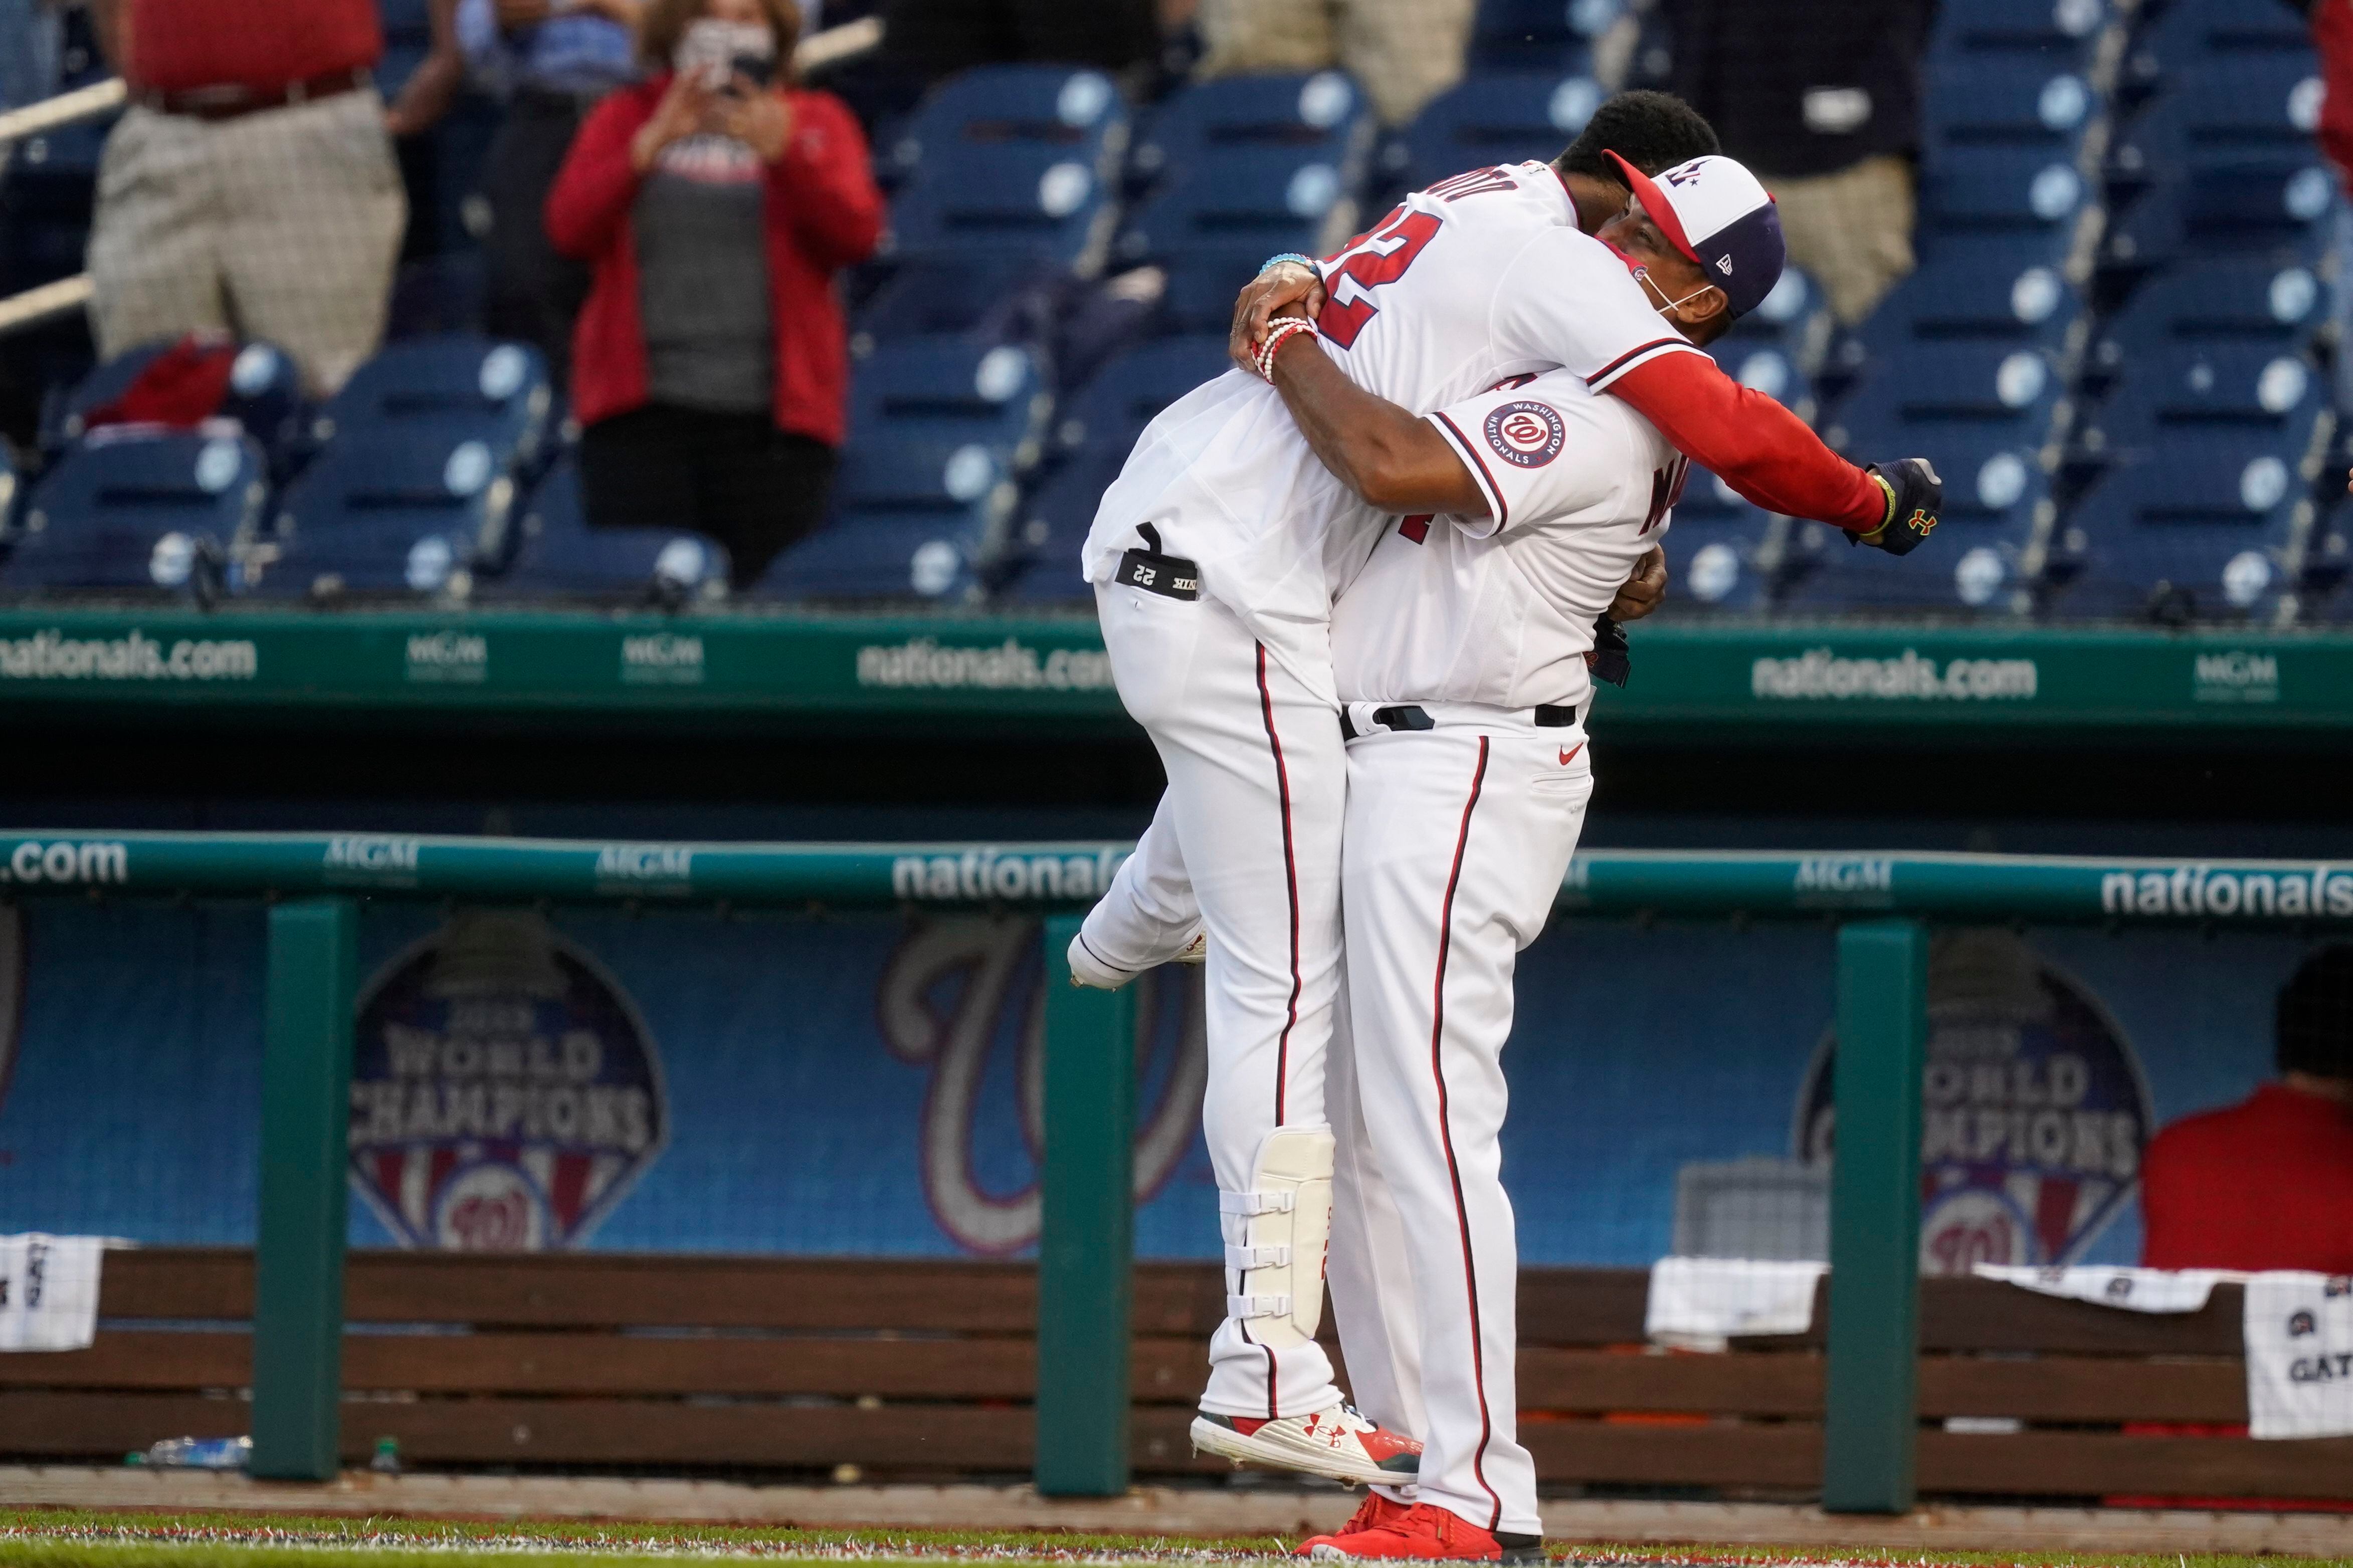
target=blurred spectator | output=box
[547,0,882,588]
[2140,945,2353,1275]
[0,0,62,116]
[876,0,1161,88]
[454,0,644,387]
[1194,0,1473,127]
[83,0,407,395]
[2286,0,2353,411]
[1660,0,1928,326]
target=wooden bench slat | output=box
[1918,1428,2353,1501]
[1523,1420,1823,1488]
[1518,1350,1824,1416]
[97,1250,254,1319]
[1917,1279,2246,1356]
[1919,1355,2248,1424]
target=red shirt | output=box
[545,78,884,447]
[121,0,379,95]
[2313,0,2353,195]
[2140,1082,2353,1274]
[1609,353,1885,531]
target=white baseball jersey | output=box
[1081,162,1703,695]
[1331,368,1685,712]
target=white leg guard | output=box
[1222,1124,1335,1349]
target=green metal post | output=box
[251,897,359,1481]
[1822,918,1928,1513]
[1035,913,1138,1496]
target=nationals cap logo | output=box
[1484,400,1566,468]
[348,912,667,1250]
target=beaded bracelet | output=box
[1259,252,1316,275]
[1254,317,1318,382]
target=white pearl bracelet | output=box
[1254,318,1317,382]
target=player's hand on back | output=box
[1608,546,1668,621]
[1852,458,1942,555]
[1231,262,1327,372]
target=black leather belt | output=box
[1116,523,1198,600]
[1340,702,1580,740]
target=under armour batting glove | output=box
[1852,459,1943,555]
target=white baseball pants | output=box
[1330,702,1594,1537]
[1094,579,1348,1420]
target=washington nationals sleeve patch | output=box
[1484,401,1566,468]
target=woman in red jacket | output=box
[545,0,882,588]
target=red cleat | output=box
[1325,1491,1415,1540]
[1296,1501,1544,1563]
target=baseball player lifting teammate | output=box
[1072,94,1943,1522]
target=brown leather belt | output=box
[137,66,371,121]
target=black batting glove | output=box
[1852,459,1942,555]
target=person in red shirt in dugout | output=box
[2140,944,2353,1275]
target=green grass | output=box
[0,1508,2331,1568]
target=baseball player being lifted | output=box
[1275,154,1816,1562]
[1075,99,1943,1489]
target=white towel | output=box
[1974,1263,2240,1314]
[1645,1256,1827,1351]
[0,1234,104,1352]
[2243,1271,2353,1439]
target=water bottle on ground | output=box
[370,1436,402,1475]
[139,1435,252,1469]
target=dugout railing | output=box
[4,833,2348,1511]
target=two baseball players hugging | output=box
[1063,91,1943,1564]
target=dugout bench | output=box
[4,1251,2346,1504]
[4,835,2351,1512]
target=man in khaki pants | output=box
[1194,0,1477,127]
[86,0,406,395]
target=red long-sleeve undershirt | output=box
[1607,352,1886,533]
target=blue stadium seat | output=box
[999,336,1230,600]
[2076,342,2327,469]
[854,256,1059,342]
[254,419,521,597]
[1930,0,2107,66]
[498,456,731,601]
[757,439,990,601]
[1854,236,2083,361]
[0,117,112,294]
[2100,158,2335,280]
[1468,0,1611,70]
[1923,60,2098,152]
[2086,258,2324,392]
[887,142,1117,273]
[312,336,555,473]
[1391,72,1602,193]
[45,337,306,467]
[1114,145,1357,274]
[884,66,1127,186]
[1660,469,1777,613]
[2049,436,2306,621]
[1921,147,2092,234]
[1049,336,1228,459]
[1157,246,1291,335]
[1129,72,1374,192]
[850,340,1047,455]
[0,443,17,537]
[2107,56,2326,189]
[5,430,265,594]
[1824,341,2064,434]
[997,447,1121,603]
[1783,425,2049,613]
[2122,0,2312,101]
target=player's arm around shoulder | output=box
[1426,369,1647,539]
[1262,323,1487,516]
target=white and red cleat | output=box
[1190,1403,1422,1487]
[1297,1501,1544,1563]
